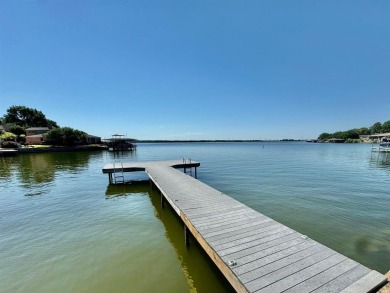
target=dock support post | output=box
[108,173,112,184]
[194,167,197,179]
[161,192,165,208]
[184,226,190,247]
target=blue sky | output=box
[0,1,389,140]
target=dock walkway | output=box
[102,160,387,292]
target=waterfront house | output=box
[25,127,50,145]
[26,134,45,145]
[25,127,50,136]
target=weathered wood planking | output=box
[102,160,388,292]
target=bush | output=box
[345,138,362,143]
[45,127,87,146]
[0,132,16,141]
[1,141,19,148]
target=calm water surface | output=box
[0,142,389,292]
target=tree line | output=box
[0,105,88,146]
[318,120,390,141]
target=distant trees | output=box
[318,127,370,141]
[367,121,390,134]
[369,122,382,134]
[382,120,390,133]
[45,127,87,146]
[318,133,331,141]
[2,105,59,128]
[318,120,390,141]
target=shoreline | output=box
[137,139,303,143]
[17,145,108,154]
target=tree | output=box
[46,119,59,128]
[356,127,370,135]
[8,125,26,143]
[370,122,382,134]
[44,128,63,145]
[45,127,87,146]
[0,132,17,141]
[318,133,331,141]
[381,120,390,133]
[2,105,59,128]
[9,124,25,136]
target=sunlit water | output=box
[0,142,389,292]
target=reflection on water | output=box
[105,182,234,292]
[370,152,390,170]
[0,156,17,178]
[105,181,150,198]
[108,149,137,160]
[1,151,101,188]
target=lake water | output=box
[1,142,389,292]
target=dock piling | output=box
[161,192,165,208]
[184,226,190,247]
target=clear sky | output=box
[0,1,389,140]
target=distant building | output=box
[25,127,50,136]
[25,127,50,145]
[369,133,390,142]
[26,134,45,145]
[86,135,101,144]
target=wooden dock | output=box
[102,160,388,292]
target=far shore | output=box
[137,139,303,143]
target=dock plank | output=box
[311,265,371,293]
[221,232,302,260]
[340,271,388,293]
[255,252,346,293]
[283,259,360,293]
[219,228,297,257]
[239,243,328,284]
[213,226,290,251]
[198,215,270,235]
